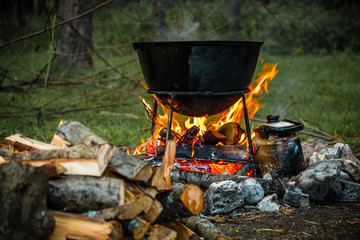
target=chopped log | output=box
[151,166,170,191]
[202,130,227,145]
[108,220,123,240]
[179,126,200,144]
[38,161,67,178]
[0,162,55,239]
[123,180,163,223]
[3,133,64,152]
[53,120,153,182]
[122,217,150,240]
[146,224,177,240]
[158,128,178,142]
[48,175,124,213]
[49,211,116,240]
[10,135,113,177]
[181,215,230,240]
[171,169,283,195]
[87,194,153,220]
[164,220,201,240]
[157,183,203,222]
[218,122,245,145]
[161,139,176,190]
[157,144,248,162]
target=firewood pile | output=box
[0,120,229,240]
[1,120,360,240]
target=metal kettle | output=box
[253,114,305,178]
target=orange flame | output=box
[132,60,277,159]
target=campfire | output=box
[0,41,359,239]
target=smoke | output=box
[156,12,220,41]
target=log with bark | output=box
[47,175,124,213]
[3,133,65,152]
[171,169,282,195]
[49,211,121,240]
[52,120,153,182]
[8,134,113,177]
[146,224,177,240]
[164,220,201,240]
[122,217,150,240]
[181,215,230,240]
[157,183,203,222]
[157,144,248,162]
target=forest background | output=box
[0,0,359,151]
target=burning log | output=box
[49,211,121,240]
[52,120,153,182]
[218,122,245,145]
[9,135,113,177]
[47,175,125,213]
[179,126,200,144]
[159,128,178,142]
[157,183,203,222]
[202,130,227,145]
[181,215,230,240]
[157,144,248,162]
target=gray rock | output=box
[282,190,310,207]
[257,194,280,211]
[294,160,342,202]
[334,143,358,163]
[263,173,273,181]
[335,159,360,183]
[309,152,327,166]
[239,178,264,204]
[206,180,244,215]
[320,147,341,159]
[337,180,360,201]
[0,162,54,240]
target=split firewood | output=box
[151,166,171,191]
[9,135,113,177]
[181,215,230,240]
[122,217,150,240]
[164,220,201,240]
[218,122,245,145]
[47,175,125,213]
[124,180,163,223]
[3,133,65,152]
[179,126,200,144]
[85,194,152,220]
[146,224,177,240]
[52,120,153,182]
[202,130,227,145]
[160,139,176,190]
[49,211,120,240]
[157,144,248,162]
[38,161,67,178]
[157,183,203,222]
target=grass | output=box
[1,49,359,151]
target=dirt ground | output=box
[209,201,360,239]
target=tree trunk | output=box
[57,0,93,68]
[228,0,241,40]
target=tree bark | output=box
[47,175,125,213]
[181,215,230,240]
[57,0,93,68]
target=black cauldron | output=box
[133,41,263,117]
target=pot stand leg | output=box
[241,93,257,177]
